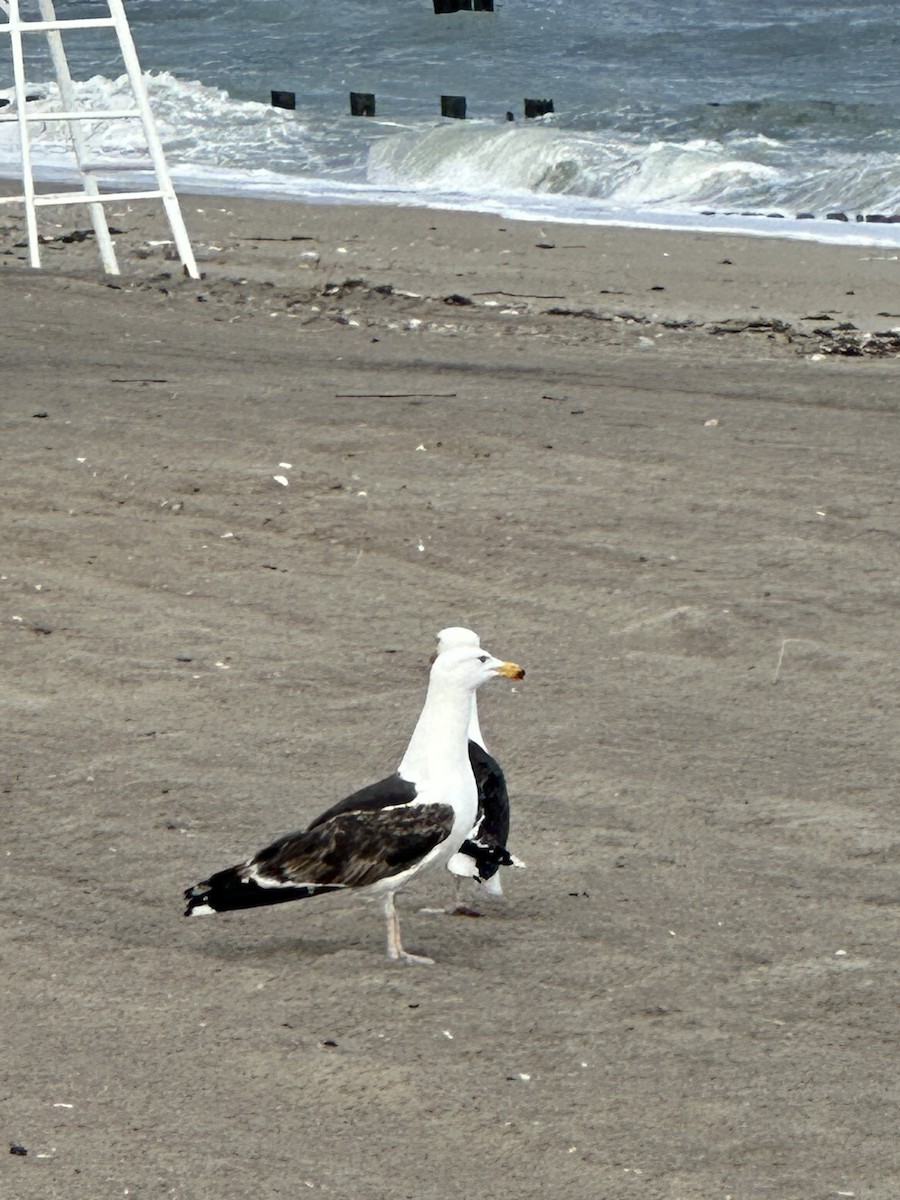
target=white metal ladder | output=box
[0,0,198,276]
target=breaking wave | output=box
[367,121,900,215]
[1,72,897,237]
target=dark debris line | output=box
[544,306,900,358]
[110,271,900,358]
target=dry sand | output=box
[2,191,900,1200]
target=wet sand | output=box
[2,191,900,1200]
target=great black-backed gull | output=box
[409,626,524,902]
[184,643,525,963]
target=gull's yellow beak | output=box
[493,661,525,680]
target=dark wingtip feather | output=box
[457,838,524,883]
[183,885,212,916]
[183,863,338,916]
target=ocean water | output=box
[2,0,899,241]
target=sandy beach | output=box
[3,190,900,1200]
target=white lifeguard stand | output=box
[0,0,198,276]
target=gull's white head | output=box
[429,643,525,691]
[436,626,481,655]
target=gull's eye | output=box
[478,655,488,663]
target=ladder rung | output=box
[35,189,166,206]
[80,159,154,172]
[0,188,166,207]
[0,109,143,122]
[3,17,117,32]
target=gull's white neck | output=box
[467,696,486,752]
[399,672,475,784]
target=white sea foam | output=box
[1,71,897,246]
